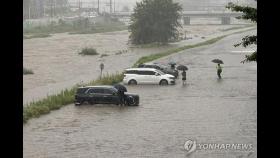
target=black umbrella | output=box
[113,83,127,92]
[168,61,177,65]
[212,59,224,64]
[177,65,188,71]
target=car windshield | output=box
[155,70,165,75]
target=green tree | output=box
[226,1,257,63]
[129,0,182,44]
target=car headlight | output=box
[169,77,175,79]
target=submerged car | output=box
[74,85,139,106]
[123,68,175,85]
[138,62,179,78]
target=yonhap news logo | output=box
[184,139,254,154]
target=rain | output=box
[23,0,257,157]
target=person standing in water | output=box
[182,70,186,85]
[216,63,222,79]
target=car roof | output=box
[125,68,158,71]
[78,85,115,89]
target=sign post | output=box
[100,63,104,79]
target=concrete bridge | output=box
[181,11,243,25]
[111,11,243,25]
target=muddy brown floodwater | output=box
[23,24,253,105]
[23,30,256,158]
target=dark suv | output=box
[74,85,139,106]
[138,63,179,78]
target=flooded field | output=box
[23,31,257,158]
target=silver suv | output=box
[123,68,175,85]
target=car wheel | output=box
[88,100,94,105]
[126,96,138,106]
[75,102,81,106]
[75,100,83,106]
[128,79,137,85]
[160,79,168,85]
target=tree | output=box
[226,1,257,63]
[122,6,130,12]
[129,0,182,44]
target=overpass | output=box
[111,11,243,25]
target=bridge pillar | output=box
[221,17,231,25]
[183,17,190,25]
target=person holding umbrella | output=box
[113,83,127,106]
[182,70,187,85]
[212,59,224,79]
[177,65,188,85]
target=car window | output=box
[125,70,138,74]
[76,88,88,94]
[137,71,146,75]
[103,89,114,95]
[146,71,156,75]
[155,70,165,75]
[87,88,104,94]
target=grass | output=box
[130,42,165,48]
[23,73,124,123]
[23,67,34,75]
[23,26,256,124]
[24,20,127,35]
[69,24,127,34]
[133,35,227,67]
[133,27,257,67]
[100,54,109,58]
[23,33,51,39]
[79,48,99,55]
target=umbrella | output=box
[168,61,177,65]
[176,65,188,71]
[113,83,127,92]
[212,59,224,64]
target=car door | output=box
[87,88,104,103]
[136,70,149,84]
[103,88,113,103]
[145,70,157,84]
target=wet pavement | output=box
[23,30,257,158]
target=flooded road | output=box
[23,30,256,158]
[23,24,253,105]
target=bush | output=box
[78,48,99,55]
[23,67,34,75]
[100,54,109,58]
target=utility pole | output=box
[97,0,100,15]
[114,0,115,13]
[110,0,112,14]
[28,4,31,19]
[78,0,81,17]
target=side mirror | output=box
[155,73,160,76]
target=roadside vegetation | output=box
[24,17,127,37]
[100,54,109,58]
[23,27,255,124]
[78,48,99,55]
[23,33,51,39]
[23,73,124,123]
[23,67,34,75]
[226,1,257,62]
[129,0,182,44]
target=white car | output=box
[123,68,175,85]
